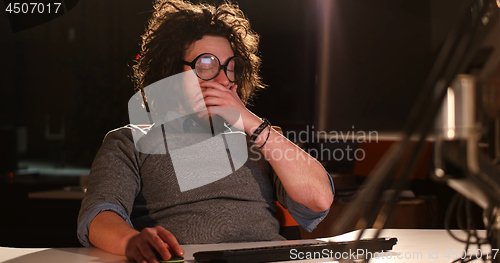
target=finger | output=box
[198,107,219,118]
[156,228,184,257]
[205,88,237,101]
[230,84,238,94]
[200,81,230,92]
[192,89,226,111]
[197,85,242,106]
[201,97,225,107]
[126,235,147,263]
[192,99,207,112]
[192,90,207,105]
[200,88,227,99]
[192,95,204,107]
[149,235,172,261]
[197,109,209,118]
[134,253,148,263]
[193,97,225,112]
[139,228,172,261]
[137,241,159,263]
[126,247,147,263]
[192,90,223,108]
[202,83,244,107]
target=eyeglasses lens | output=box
[195,54,219,80]
[226,57,245,82]
[194,54,245,82]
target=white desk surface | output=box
[0,229,491,263]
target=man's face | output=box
[181,35,235,125]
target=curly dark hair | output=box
[132,0,264,105]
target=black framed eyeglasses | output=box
[182,53,246,82]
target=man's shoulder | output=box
[105,124,151,138]
[100,124,154,149]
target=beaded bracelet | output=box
[259,124,272,149]
[250,118,271,142]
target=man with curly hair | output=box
[77,1,334,262]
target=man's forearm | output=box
[243,113,333,212]
[89,211,139,256]
[261,129,333,212]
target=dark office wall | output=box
[0,1,152,166]
[316,0,474,133]
[317,0,434,133]
[236,0,318,123]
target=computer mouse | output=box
[154,250,184,263]
[159,256,184,263]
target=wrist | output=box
[250,118,270,141]
[241,111,263,135]
[123,232,140,256]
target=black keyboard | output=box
[194,237,398,263]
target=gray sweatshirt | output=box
[77,124,331,246]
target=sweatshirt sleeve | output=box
[77,126,143,247]
[273,171,335,232]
